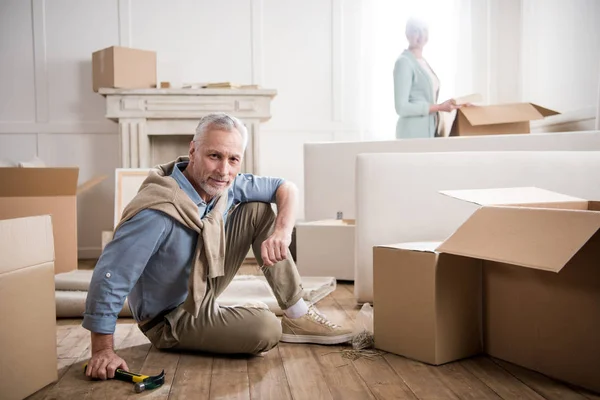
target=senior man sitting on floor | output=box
[82,112,352,380]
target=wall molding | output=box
[250,0,264,85]
[118,0,131,47]
[331,0,343,122]
[0,122,360,136]
[596,63,600,130]
[32,0,48,124]
[0,121,117,134]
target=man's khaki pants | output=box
[142,202,304,355]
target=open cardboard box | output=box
[0,168,106,274]
[373,187,600,393]
[449,102,559,136]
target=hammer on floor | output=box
[83,363,165,393]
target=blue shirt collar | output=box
[171,161,205,206]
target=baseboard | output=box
[78,247,102,260]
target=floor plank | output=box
[169,353,213,400]
[329,283,361,321]
[435,361,503,400]
[279,343,333,400]
[209,355,250,400]
[312,344,376,400]
[26,358,78,400]
[248,346,292,400]
[384,354,460,400]
[492,358,589,400]
[35,276,597,400]
[38,352,100,399]
[57,325,91,359]
[460,356,546,400]
[352,356,418,400]
[578,389,600,400]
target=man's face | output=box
[186,128,244,202]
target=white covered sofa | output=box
[304,130,600,221]
[354,150,600,303]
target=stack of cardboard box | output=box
[0,215,58,399]
[0,167,105,274]
[373,187,600,393]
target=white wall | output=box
[0,0,598,258]
[0,0,364,258]
[521,0,600,113]
[472,0,600,113]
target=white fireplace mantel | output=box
[99,87,277,174]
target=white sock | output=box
[284,298,309,319]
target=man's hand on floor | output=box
[261,230,292,266]
[86,348,129,380]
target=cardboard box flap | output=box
[77,174,107,195]
[531,103,560,117]
[440,187,588,208]
[0,168,79,197]
[377,242,442,253]
[436,206,600,272]
[460,103,546,126]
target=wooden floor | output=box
[28,265,600,400]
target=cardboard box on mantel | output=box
[450,102,559,136]
[374,187,600,394]
[0,215,58,400]
[0,168,106,274]
[92,46,157,92]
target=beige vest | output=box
[115,156,228,318]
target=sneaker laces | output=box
[306,306,341,329]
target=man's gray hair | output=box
[193,112,248,150]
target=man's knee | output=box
[249,311,282,353]
[229,202,275,234]
[238,201,275,220]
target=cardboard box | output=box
[0,215,58,400]
[373,242,482,365]
[295,219,355,280]
[0,168,105,274]
[450,102,559,136]
[373,187,600,393]
[92,46,157,92]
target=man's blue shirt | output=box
[82,162,284,334]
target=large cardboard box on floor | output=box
[295,219,355,280]
[0,215,58,400]
[373,242,483,365]
[0,167,105,274]
[373,187,600,393]
[92,46,157,92]
[449,102,559,136]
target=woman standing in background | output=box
[393,17,460,139]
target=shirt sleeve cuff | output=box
[82,313,118,335]
[271,178,286,202]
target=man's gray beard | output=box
[200,180,229,198]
